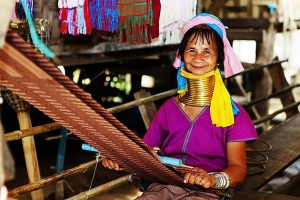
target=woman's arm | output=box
[222,141,247,187]
[184,141,247,188]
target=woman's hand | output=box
[102,158,124,171]
[183,167,215,188]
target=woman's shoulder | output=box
[160,96,178,108]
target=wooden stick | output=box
[65,174,135,200]
[107,89,177,114]
[230,59,288,78]
[5,122,62,142]
[8,159,100,198]
[254,101,300,125]
[244,84,300,107]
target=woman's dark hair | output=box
[177,24,225,71]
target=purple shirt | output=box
[143,97,258,172]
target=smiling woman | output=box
[102,13,258,200]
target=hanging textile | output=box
[89,0,118,32]
[117,0,152,44]
[98,0,154,45]
[151,0,197,45]
[149,0,161,40]
[58,0,91,35]
[58,0,160,44]
[15,0,34,21]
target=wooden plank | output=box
[267,58,299,118]
[236,114,300,191]
[53,44,179,66]
[234,191,300,200]
[226,29,265,41]
[207,0,228,16]
[221,18,270,29]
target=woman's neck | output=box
[178,69,215,107]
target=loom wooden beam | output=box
[107,89,177,114]
[5,122,62,141]
[8,160,98,198]
[65,174,135,200]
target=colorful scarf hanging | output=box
[58,0,91,35]
[89,0,118,32]
[98,0,153,45]
[117,0,152,44]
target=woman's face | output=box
[183,34,218,76]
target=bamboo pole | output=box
[253,101,300,125]
[244,84,300,107]
[8,160,99,198]
[230,59,288,78]
[5,122,62,142]
[107,88,177,114]
[17,110,44,200]
[1,88,44,200]
[65,174,135,200]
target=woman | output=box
[102,13,258,199]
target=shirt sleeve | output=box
[227,104,258,142]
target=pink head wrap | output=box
[173,13,244,78]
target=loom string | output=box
[86,154,100,200]
[20,0,55,58]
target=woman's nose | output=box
[193,53,204,62]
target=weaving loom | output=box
[0,29,229,194]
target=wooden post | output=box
[55,128,68,200]
[0,122,5,193]
[1,87,44,200]
[134,90,158,129]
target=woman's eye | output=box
[204,50,211,54]
[186,49,195,53]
